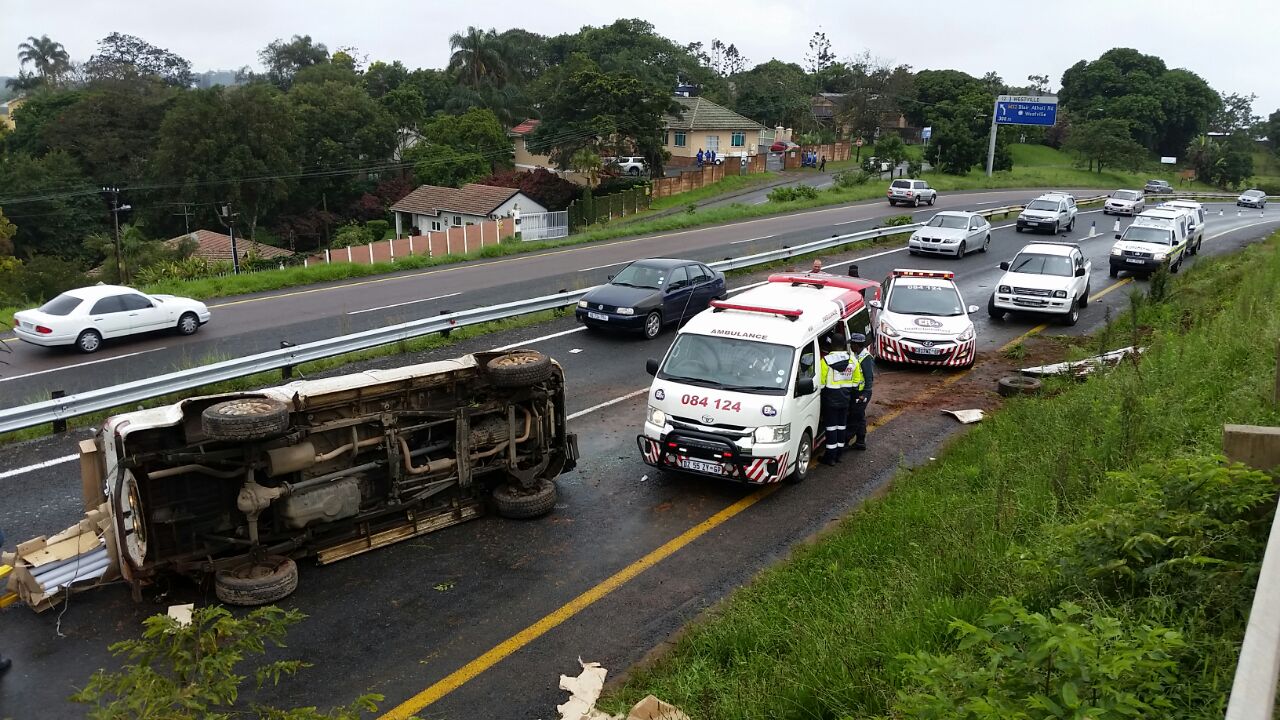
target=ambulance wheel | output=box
[784,431,812,485]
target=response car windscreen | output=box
[1010,254,1073,277]
[1124,226,1175,244]
[659,334,795,395]
[887,283,965,316]
[1026,200,1059,211]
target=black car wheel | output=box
[987,294,1004,320]
[980,234,990,253]
[643,311,662,340]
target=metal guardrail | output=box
[1225,491,1280,720]
[0,223,931,435]
[0,194,1117,434]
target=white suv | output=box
[988,242,1091,326]
[607,156,648,176]
[886,179,937,207]
[1017,193,1077,234]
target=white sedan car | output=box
[907,211,992,258]
[13,285,211,353]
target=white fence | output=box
[520,211,569,241]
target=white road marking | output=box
[567,389,649,421]
[346,292,461,315]
[489,326,586,352]
[0,453,78,480]
[730,234,775,245]
[971,200,999,206]
[824,244,910,269]
[0,347,168,384]
[569,348,583,354]
[728,280,769,294]
[577,260,631,272]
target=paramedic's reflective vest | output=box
[819,350,864,391]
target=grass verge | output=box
[0,308,569,445]
[649,172,781,211]
[607,230,1280,717]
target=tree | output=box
[363,60,410,99]
[544,19,718,97]
[405,108,512,187]
[0,206,16,256]
[805,31,835,74]
[732,60,813,129]
[1062,118,1145,173]
[85,33,194,87]
[1213,92,1259,134]
[44,78,178,184]
[17,34,70,86]
[479,168,580,210]
[875,135,908,168]
[925,115,987,175]
[497,29,550,83]
[259,35,329,89]
[1156,69,1221,155]
[151,83,301,240]
[569,149,602,187]
[1266,109,1280,155]
[1186,133,1255,189]
[2,89,83,156]
[530,55,676,175]
[0,151,106,259]
[70,605,390,719]
[830,53,914,140]
[908,70,992,174]
[448,27,509,89]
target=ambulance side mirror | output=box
[646,358,660,376]
[795,377,816,396]
[967,305,979,314]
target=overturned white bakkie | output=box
[83,350,577,606]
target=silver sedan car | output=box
[907,211,992,258]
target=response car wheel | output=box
[176,312,200,336]
[215,555,299,606]
[76,329,102,354]
[1062,302,1080,326]
[487,350,553,388]
[784,431,812,485]
[202,398,291,442]
[1109,267,1118,279]
[642,311,662,340]
[492,479,558,519]
[997,376,1043,398]
[1080,283,1090,307]
[928,195,935,206]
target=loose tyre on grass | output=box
[997,376,1043,397]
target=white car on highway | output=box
[1017,193,1078,234]
[886,179,937,207]
[1103,189,1146,216]
[1237,189,1267,209]
[13,285,211,353]
[988,242,1091,326]
[907,211,991,258]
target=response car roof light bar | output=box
[891,269,955,279]
[709,300,803,321]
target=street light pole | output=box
[219,203,241,275]
[101,187,131,282]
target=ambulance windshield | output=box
[659,334,795,396]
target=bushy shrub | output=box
[365,219,390,240]
[832,169,871,188]
[767,185,821,203]
[331,222,373,249]
[881,214,916,227]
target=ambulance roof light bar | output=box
[709,299,803,321]
[891,269,955,280]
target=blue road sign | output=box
[995,95,1058,127]
[921,126,932,140]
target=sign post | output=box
[986,95,1058,177]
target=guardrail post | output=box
[440,309,452,338]
[280,341,295,380]
[51,390,66,433]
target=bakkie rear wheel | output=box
[493,479,558,519]
[215,555,299,606]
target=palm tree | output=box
[447,27,507,89]
[17,34,70,86]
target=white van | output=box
[1158,200,1205,255]
[1108,208,1191,278]
[639,272,880,485]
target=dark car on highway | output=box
[575,258,726,340]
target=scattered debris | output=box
[997,375,1044,398]
[1020,346,1145,378]
[942,409,984,424]
[433,580,456,592]
[3,502,119,612]
[556,660,691,720]
[640,474,648,482]
[167,603,195,626]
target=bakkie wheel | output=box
[215,555,299,606]
[493,479,558,519]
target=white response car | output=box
[13,285,211,353]
[988,242,1091,326]
[870,269,979,368]
[907,211,991,258]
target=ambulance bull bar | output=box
[636,432,781,484]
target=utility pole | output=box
[985,98,999,177]
[100,187,132,283]
[171,202,194,235]
[218,202,241,274]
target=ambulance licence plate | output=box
[587,312,608,321]
[679,458,723,475]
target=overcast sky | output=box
[4,0,1276,116]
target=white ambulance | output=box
[638,272,880,485]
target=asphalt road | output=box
[0,187,1105,408]
[1,202,1275,720]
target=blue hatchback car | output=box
[575,258,727,340]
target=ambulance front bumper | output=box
[638,423,790,484]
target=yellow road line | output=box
[379,487,778,718]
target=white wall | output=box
[493,192,547,217]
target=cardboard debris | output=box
[942,409,984,424]
[5,501,120,612]
[556,661,691,720]
[167,603,195,627]
[1021,346,1145,378]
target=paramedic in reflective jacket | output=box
[818,334,855,465]
[846,332,875,450]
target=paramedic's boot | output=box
[0,656,11,674]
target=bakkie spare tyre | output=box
[215,555,299,606]
[487,350,553,388]
[202,397,291,441]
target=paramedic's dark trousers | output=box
[848,392,869,448]
[821,389,850,464]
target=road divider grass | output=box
[606,230,1280,717]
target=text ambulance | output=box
[638,272,879,485]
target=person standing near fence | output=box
[696,149,705,167]
[819,155,826,172]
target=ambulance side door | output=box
[793,338,822,441]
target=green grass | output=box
[1,305,17,333]
[649,172,780,211]
[0,307,568,445]
[606,231,1280,718]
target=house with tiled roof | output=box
[166,229,294,263]
[390,183,547,236]
[509,119,552,170]
[662,96,766,167]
